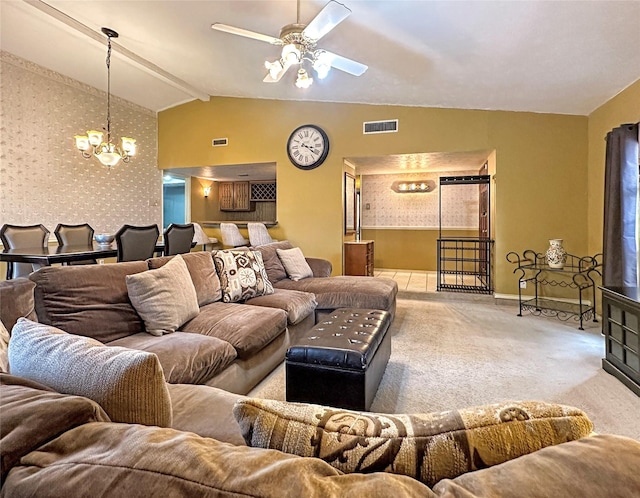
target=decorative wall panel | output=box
[361,171,479,229]
[0,52,161,238]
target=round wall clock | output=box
[286,124,330,170]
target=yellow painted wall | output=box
[587,79,640,258]
[159,97,589,293]
[361,229,476,271]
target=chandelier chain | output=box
[105,36,112,144]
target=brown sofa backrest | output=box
[29,262,148,343]
[250,240,293,283]
[0,278,37,331]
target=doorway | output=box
[162,175,187,230]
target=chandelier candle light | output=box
[74,27,136,169]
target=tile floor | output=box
[374,269,436,293]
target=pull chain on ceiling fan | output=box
[211,0,367,89]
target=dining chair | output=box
[54,223,97,265]
[247,222,277,247]
[220,223,249,248]
[0,223,50,279]
[163,223,195,256]
[115,224,160,262]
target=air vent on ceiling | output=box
[363,119,398,134]
[212,138,228,147]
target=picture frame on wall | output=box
[344,172,356,234]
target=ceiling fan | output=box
[211,0,367,88]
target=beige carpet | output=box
[249,295,640,440]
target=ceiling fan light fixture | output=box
[265,59,283,79]
[282,43,301,65]
[295,68,313,89]
[313,51,332,79]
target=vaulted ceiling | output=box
[3,0,639,115]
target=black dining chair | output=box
[0,223,50,279]
[54,223,97,265]
[163,223,195,256]
[115,224,160,262]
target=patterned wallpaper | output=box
[361,171,480,229]
[0,52,161,238]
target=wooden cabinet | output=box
[344,240,374,276]
[219,181,252,211]
[601,286,640,396]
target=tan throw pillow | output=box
[233,398,594,487]
[0,320,10,373]
[147,252,222,306]
[126,254,199,336]
[212,250,274,303]
[277,247,313,281]
[8,318,172,427]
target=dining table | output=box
[0,241,165,277]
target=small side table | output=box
[344,240,374,276]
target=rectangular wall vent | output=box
[363,119,398,134]
[212,138,228,147]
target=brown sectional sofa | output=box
[24,245,397,394]
[2,274,640,497]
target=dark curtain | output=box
[603,122,640,287]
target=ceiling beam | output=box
[23,0,210,103]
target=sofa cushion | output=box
[167,383,248,445]
[244,288,317,325]
[147,252,222,306]
[9,319,172,427]
[0,277,38,331]
[233,398,594,487]
[180,302,287,359]
[0,320,9,373]
[126,254,199,336]
[277,247,314,281]
[0,373,110,483]
[433,434,640,498]
[275,276,398,314]
[29,262,148,343]
[251,240,294,283]
[3,423,435,498]
[213,249,274,303]
[108,332,237,385]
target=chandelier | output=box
[263,25,334,89]
[74,27,136,169]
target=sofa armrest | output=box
[306,258,332,277]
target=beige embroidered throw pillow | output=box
[126,254,199,336]
[276,247,313,281]
[8,319,172,427]
[233,398,594,487]
[212,250,274,303]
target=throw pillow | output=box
[8,318,172,427]
[212,250,274,303]
[277,247,313,281]
[0,320,10,373]
[233,398,594,487]
[147,252,222,306]
[126,254,199,336]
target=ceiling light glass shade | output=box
[87,130,104,146]
[282,43,301,65]
[265,59,283,79]
[121,137,136,155]
[295,68,313,89]
[391,180,435,193]
[313,51,332,79]
[96,143,122,168]
[74,135,90,151]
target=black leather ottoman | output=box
[285,308,391,411]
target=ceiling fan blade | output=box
[302,0,351,41]
[211,23,282,45]
[322,50,368,76]
[263,61,293,83]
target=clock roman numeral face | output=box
[287,125,330,170]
